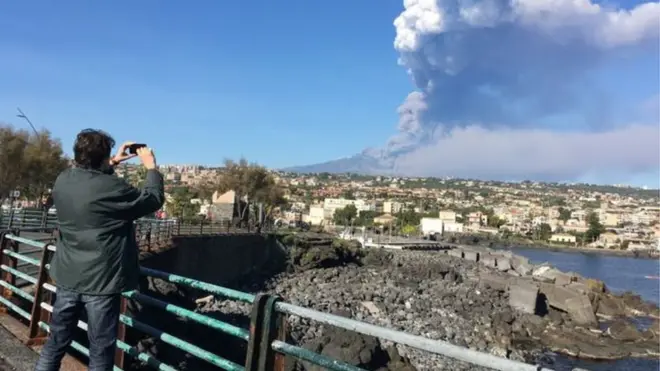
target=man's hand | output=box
[137,147,157,170]
[109,141,138,166]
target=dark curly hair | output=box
[73,129,115,169]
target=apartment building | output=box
[467,212,488,226]
[383,201,404,214]
[571,210,587,221]
[600,212,620,227]
[438,210,457,222]
[323,198,375,217]
[549,234,577,243]
[308,205,325,225]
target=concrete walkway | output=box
[0,325,38,371]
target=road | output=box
[0,357,15,371]
[0,323,38,371]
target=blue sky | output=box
[0,0,408,165]
[1,0,658,186]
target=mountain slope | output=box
[284,152,396,175]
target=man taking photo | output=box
[35,129,165,371]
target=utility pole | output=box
[389,220,392,243]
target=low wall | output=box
[128,234,289,370]
[140,234,288,287]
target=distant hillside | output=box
[284,152,395,175]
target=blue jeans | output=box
[34,287,120,371]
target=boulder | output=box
[510,256,533,276]
[607,319,644,341]
[508,281,539,314]
[448,248,464,259]
[494,250,514,259]
[574,277,607,293]
[480,254,497,268]
[651,319,660,336]
[532,265,575,285]
[507,269,521,277]
[565,294,599,327]
[567,282,590,295]
[542,327,632,360]
[361,301,382,316]
[619,292,660,316]
[595,294,627,318]
[463,250,479,262]
[540,283,597,326]
[479,273,509,292]
[496,257,512,272]
[300,327,417,371]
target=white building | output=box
[323,198,376,218]
[383,201,404,214]
[308,205,325,225]
[439,210,457,222]
[443,221,464,233]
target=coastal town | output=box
[2,159,659,371]
[127,163,660,252]
[2,156,657,254]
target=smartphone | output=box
[128,143,147,155]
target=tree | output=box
[558,207,572,222]
[127,166,148,188]
[255,181,288,222]
[333,204,357,226]
[166,186,200,220]
[396,208,421,227]
[19,130,68,200]
[620,240,630,250]
[585,212,605,242]
[354,210,377,227]
[0,125,68,201]
[535,223,553,241]
[487,215,506,228]
[0,125,30,199]
[582,200,600,210]
[546,197,566,207]
[195,180,218,201]
[401,224,418,236]
[216,158,285,225]
[341,189,355,200]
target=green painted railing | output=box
[0,230,557,371]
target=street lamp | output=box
[7,189,20,228]
[16,107,40,136]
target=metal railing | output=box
[1,209,270,254]
[2,209,268,238]
[0,208,57,229]
[0,232,556,371]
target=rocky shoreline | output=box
[195,233,659,371]
[441,234,660,260]
[498,242,660,260]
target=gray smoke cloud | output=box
[385,0,660,181]
[394,123,660,182]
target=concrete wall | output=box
[140,234,288,287]
[128,234,288,369]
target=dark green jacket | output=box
[50,166,165,295]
